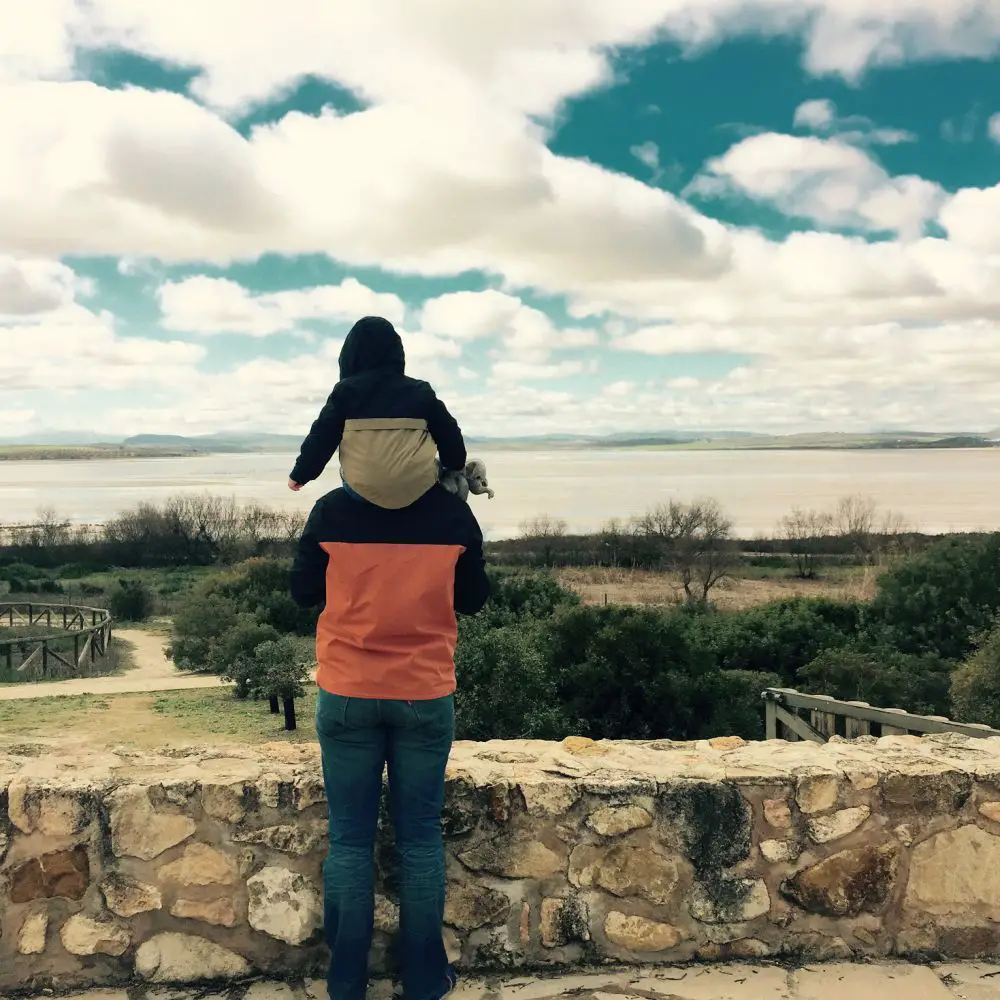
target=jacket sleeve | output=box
[425,387,467,472]
[289,501,330,609]
[290,387,346,486]
[454,506,490,616]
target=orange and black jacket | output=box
[289,484,490,701]
[289,316,467,509]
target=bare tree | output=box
[779,507,834,579]
[519,515,568,539]
[518,514,569,568]
[833,493,909,566]
[636,498,736,603]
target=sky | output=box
[2,1,1000,441]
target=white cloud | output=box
[937,184,1000,252]
[792,98,915,145]
[793,99,836,130]
[0,309,205,392]
[491,360,585,381]
[0,257,92,316]
[6,2,1000,440]
[689,133,943,237]
[420,289,597,364]
[0,259,204,393]
[0,78,725,295]
[989,112,1000,142]
[8,0,1000,102]
[630,141,664,183]
[158,276,407,335]
[419,290,523,341]
[941,107,982,144]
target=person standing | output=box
[290,480,490,1000]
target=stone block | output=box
[807,805,871,844]
[171,897,238,927]
[100,872,163,917]
[763,798,792,828]
[569,842,680,905]
[109,785,196,860]
[158,842,239,886]
[59,914,131,957]
[9,846,89,903]
[7,778,86,837]
[200,783,247,824]
[662,782,752,873]
[979,801,1000,824]
[882,771,972,813]
[17,913,48,955]
[519,781,580,818]
[781,842,899,917]
[603,912,682,953]
[232,819,328,856]
[444,882,511,930]
[135,932,251,982]
[539,896,589,948]
[905,824,1000,920]
[586,804,652,837]
[760,838,800,863]
[795,775,839,815]
[247,866,323,945]
[458,832,566,879]
[689,877,770,924]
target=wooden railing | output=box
[762,687,1000,743]
[0,602,114,681]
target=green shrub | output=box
[868,532,1000,662]
[234,636,314,702]
[696,669,784,740]
[690,598,862,683]
[0,562,47,583]
[476,568,578,628]
[541,605,711,740]
[168,558,315,674]
[38,580,64,595]
[798,646,952,717]
[216,615,282,696]
[58,562,109,579]
[109,578,155,622]
[950,621,1000,728]
[455,617,574,740]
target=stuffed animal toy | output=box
[439,458,495,503]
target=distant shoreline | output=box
[2,435,998,461]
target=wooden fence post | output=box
[765,697,777,740]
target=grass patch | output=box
[151,688,317,742]
[0,694,114,735]
[0,687,316,747]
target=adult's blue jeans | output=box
[315,689,455,1000]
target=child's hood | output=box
[339,316,406,379]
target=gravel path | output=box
[0,628,229,701]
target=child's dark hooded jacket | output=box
[289,317,467,509]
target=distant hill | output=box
[4,428,998,458]
[124,433,302,453]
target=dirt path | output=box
[0,628,229,701]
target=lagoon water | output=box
[1,448,998,539]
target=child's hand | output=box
[288,479,303,492]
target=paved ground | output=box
[7,964,1000,1000]
[0,629,228,701]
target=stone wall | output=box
[2,732,1000,991]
